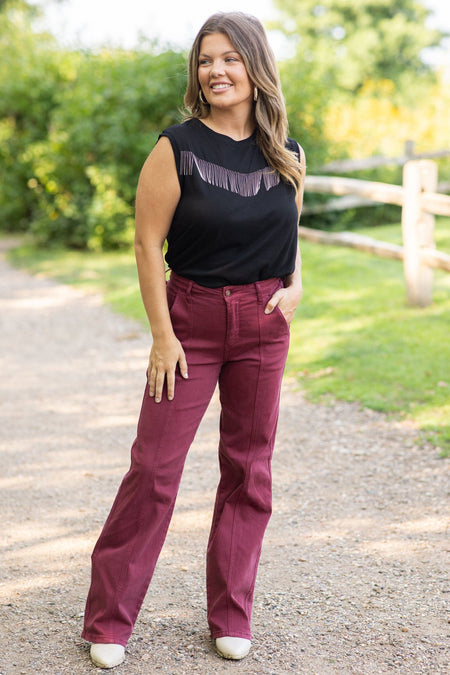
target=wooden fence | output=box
[303,141,450,215]
[318,140,450,173]
[300,157,450,307]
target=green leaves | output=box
[0,6,187,248]
[26,48,186,249]
[272,0,444,95]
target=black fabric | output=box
[159,118,299,288]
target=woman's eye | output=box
[198,56,239,66]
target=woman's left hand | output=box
[264,284,303,325]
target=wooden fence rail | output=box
[304,141,450,217]
[301,159,450,307]
[319,140,450,173]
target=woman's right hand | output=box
[147,334,188,402]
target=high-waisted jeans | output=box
[81,272,290,647]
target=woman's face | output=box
[197,32,253,112]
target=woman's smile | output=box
[210,82,233,92]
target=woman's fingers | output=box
[154,368,167,403]
[264,289,282,315]
[166,368,175,401]
[264,288,300,325]
[148,364,156,398]
[147,341,188,403]
[148,364,168,403]
[178,350,189,381]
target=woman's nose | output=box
[211,60,225,76]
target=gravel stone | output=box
[0,238,449,674]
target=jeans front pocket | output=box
[273,304,291,332]
[167,287,191,344]
[262,279,290,337]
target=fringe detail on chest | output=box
[180,151,280,197]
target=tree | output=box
[24,48,186,249]
[271,0,445,95]
[0,0,39,18]
[0,1,187,247]
[0,1,66,230]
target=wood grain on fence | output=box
[319,140,450,173]
[302,158,450,307]
[305,176,404,205]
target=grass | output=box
[290,220,450,456]
[7,219,450,456]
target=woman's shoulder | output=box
[286,136,306,167]
[286,136,297,152]
[160,118,199,143]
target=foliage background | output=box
[0,3,186,248]
[1,0,449,247]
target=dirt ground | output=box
[0,238,449,674]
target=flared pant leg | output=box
[81,366,220,646]
[82,275,222,647]
[206,280,290,639]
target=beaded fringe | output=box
[180,151,280,197]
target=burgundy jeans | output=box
[81,272,290,647]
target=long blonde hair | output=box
[184,12,303,193]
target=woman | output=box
[81,11,305,669]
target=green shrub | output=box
[0,3,187,248]
[0,5,74,230]
[24,49,186,249]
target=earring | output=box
[199,89,207,104]
[253,87,258,102]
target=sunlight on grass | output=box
[7,220,450,455]
[289,221,450,455]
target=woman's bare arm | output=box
[134,136,187,402]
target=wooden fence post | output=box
[404,139,415,160]
[401,160,438,307]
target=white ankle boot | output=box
[90,643,125,669]
[215,636,251,660]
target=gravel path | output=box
[0,238,449,674]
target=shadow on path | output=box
[0,242,448,674]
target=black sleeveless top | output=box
[159,118,300,288]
